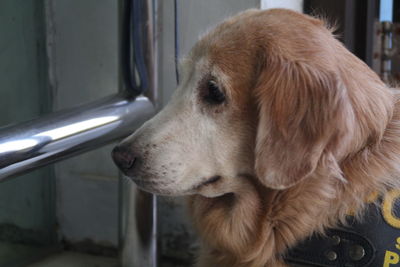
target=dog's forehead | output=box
[181,8,333,105]
[193,9,330,60]
[188,34,254,84]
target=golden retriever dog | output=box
[112,8,400,267]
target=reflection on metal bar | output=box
[120,176,157,267]
[119,0,158,266]
[0,93,155,181]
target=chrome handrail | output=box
[0,93,155,180]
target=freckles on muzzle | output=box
[111,142,180,195]
[111,140,233,196]
[111,142,162,178]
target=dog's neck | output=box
[189,93,400,267]
[339,91,400,211]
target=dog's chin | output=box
[127,175,234,198]
[132,183,229,198]
[127,177,187,196]
[193,175,238,198]
[196,188,231,198]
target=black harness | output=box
[286,190,400,267]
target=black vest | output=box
[286,189,400,267]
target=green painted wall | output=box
[0,0,55,251]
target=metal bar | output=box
[0,93,155,181]
[119,0,159,266]
[120,177,158,267]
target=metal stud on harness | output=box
[286,190,400,267]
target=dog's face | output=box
[112,43,258,197]
[112,9,358,197]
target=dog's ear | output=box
[254,59,347,189]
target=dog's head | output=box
[112,9,392,197]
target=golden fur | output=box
[187,9,400,266]
[113,8,400,267]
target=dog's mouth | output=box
[202,175,222,185]
[128,177,178,195]
[193,175,222,190]
[128,175,224,196]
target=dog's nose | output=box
[112,145,137,174]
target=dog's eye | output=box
[204,80,225,104]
